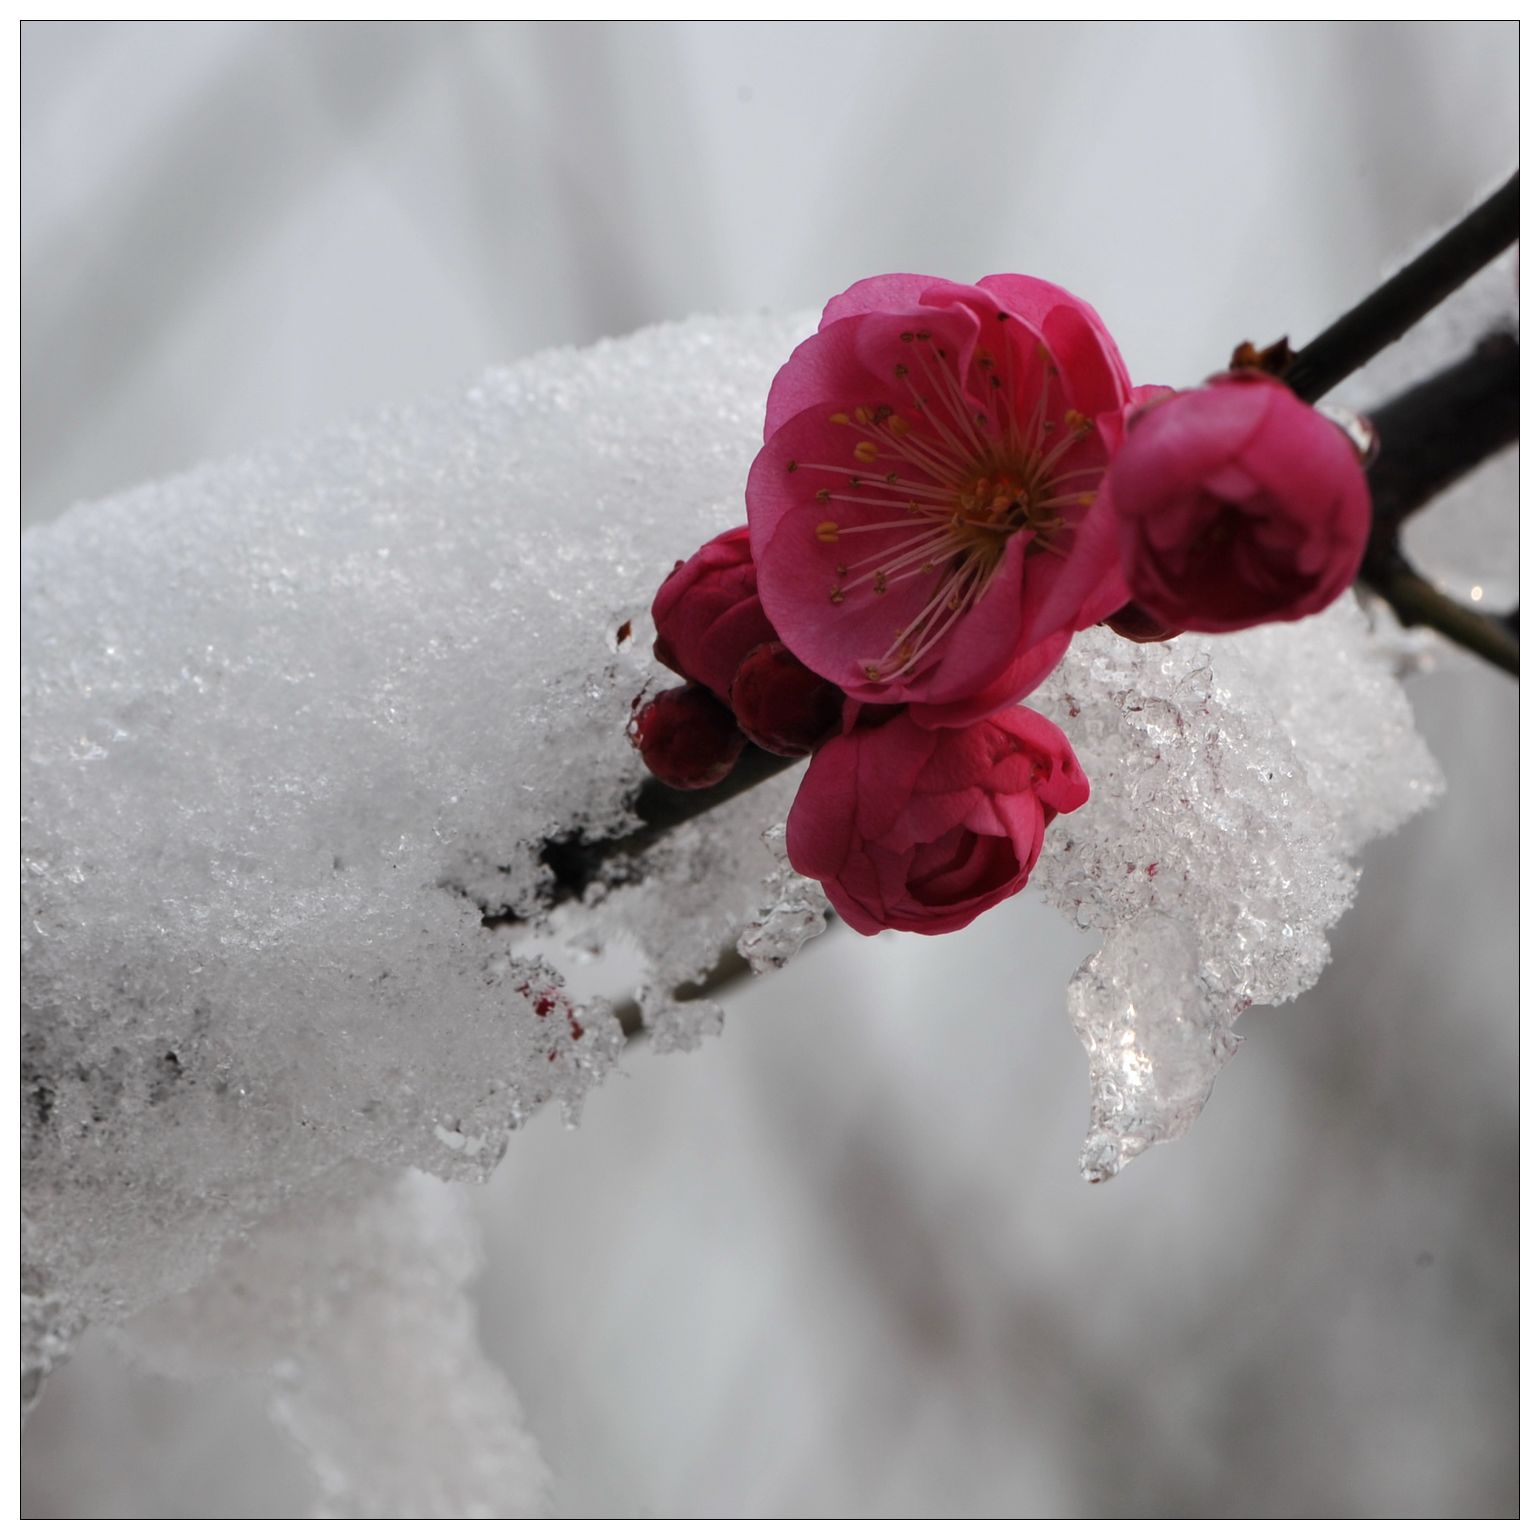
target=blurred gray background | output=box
[20,21,1517,1518]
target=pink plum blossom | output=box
[1108,371,1372,633]
[785,705,1090,937]
[747,274,1136,727]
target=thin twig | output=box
[1356,331,1519,676]
[539,743,792,909]
[1361,558,1519,675]
[1282,171,1518,403]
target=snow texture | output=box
[21,287,1480,1501]
[1032,598,1440,1180]
[117,1171,551,1518]
[21,312,815,1510]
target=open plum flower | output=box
[786,705,1091,937]
[748,274,1136,727]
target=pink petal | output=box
[821,853,888,937]
[785,735,859,879]
[764,299,984,439]
[819,273,939,329]
[977,273,1133,396]
[905,628,1071,729]
[852,714,937,842]
[991,784,1048,865]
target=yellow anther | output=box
[815,521,840,543]
[855,406,873,424]
[830,586,846,605]
[889,415,909,436]
[829,412,851,425]
[854,441,880,463]
[864,664,882,681]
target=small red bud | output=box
[730,642,843,757]
[651,530,775,699]
[629,684,745,790]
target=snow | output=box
[23,276,1507,1502]
[21,314,814,1491]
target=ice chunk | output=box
[737,822,829,976]
[1069,917,1241,1183]
[1033,595,1442,1180]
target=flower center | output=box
[788,333,1100,683]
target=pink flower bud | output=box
[729,641,843,758]
[1108,372,1371,633]
[651,526,778,701]
[786,707,1089,936]
[628,685,745,790]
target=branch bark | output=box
[1356,331,1519,676]
[1282,171,1518,403]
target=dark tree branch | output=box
[1355,334,1521,671]
[1282,171,1517,404]
[540,742,791,909]
[1355,331,1519,677]
[1362,331,1519,532]
[1359,559,1519,676]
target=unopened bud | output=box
[629,685,745,790]
[730,642,843,757]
